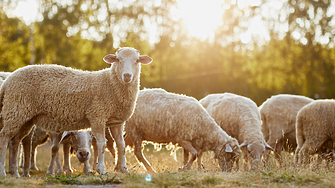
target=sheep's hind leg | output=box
[110,124,129,173]
[21,125,36,177]
[133,137,157,174]
[105,128,116,159]
[8,121,35,177]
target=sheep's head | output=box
[103,47,152,83]
[215,138,240,172]
[60,130,93,163]
[240,141,273,170]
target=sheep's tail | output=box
[295,113,304,148]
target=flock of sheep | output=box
[0,47,333,178]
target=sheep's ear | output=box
[225,144,233,153]
[138,55,152,65]
[103,54,118,64]
[60,131,72,143]
[265,143,274,151]
[239,142,247,148]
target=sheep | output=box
[199,93,273,170]
[124,88,241,174]
[295,99,335,169]
[259,94,313,167]
[47,129,93,175]
[0,47,152,177]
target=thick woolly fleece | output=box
[259,94,313,165]
[124,88,240,174]
[200,93,271,170]
[0,47,152,177]
[295,99,335,165]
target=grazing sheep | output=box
[47,129,93,175]
[259,94,313,166]
[295,99,335,168]
[0,47,152,177]
[125,88,241,174]
[199,93,273,170]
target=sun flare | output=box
[176,0,224,40]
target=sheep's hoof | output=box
[178,164,191,172]
[115,166,129,173]
[86,171,95,176]
[64,169,72,176]
[97,167,108,175]
[0,171,5,177]
[11,172,20,178]
[22,173,30,177]
[30,166,39,171]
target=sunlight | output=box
[176,0,224,40]
[12,0,38,25]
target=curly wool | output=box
[295,99,335,165]
[125,88,240,173]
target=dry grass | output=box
[1,142,335,187]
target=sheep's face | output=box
[61,130,92,163]
[240,142,273,170]
[216,139,240,172]
[103,47,152,83]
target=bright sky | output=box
[8,0,274,44]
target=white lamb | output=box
[0,47,152,177]
[125,88,241,174]
[295,99,335,168]
[259,94,313,166]
[199,93,273,170]
[47,130,93,175]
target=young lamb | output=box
[125,88,241,174]
[47,129,93,175]
[199,93,273,170]
[0,47,152,177]
[259,94,313,166]
[295,99,335,168]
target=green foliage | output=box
[46,174,82,185]
[1,0,335,105]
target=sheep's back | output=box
[125,88,219,144]
[200,93,261,141]
[297,99,335,142]
[1,65,114,131]
[260,94,313,134]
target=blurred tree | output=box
[0,11,30,71]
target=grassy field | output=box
[0,141,335,188]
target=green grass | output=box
[1,143,335,187]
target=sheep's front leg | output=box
[63,142,72,175]
[110,124,129,173]
[179,141,198,171]
[91,125,107,175]
[47,133,63,175]
[83,160,92,174]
